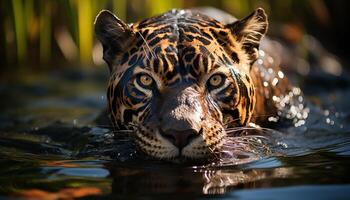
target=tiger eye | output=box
[209,74,223,87]
[139,74,153,87]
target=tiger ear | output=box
[226,8,268,65]
[94,10,135,71]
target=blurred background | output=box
[2,2,350,199]
[1,0,350,71]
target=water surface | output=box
[0,68,350,199]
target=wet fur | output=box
[95,8,294,160]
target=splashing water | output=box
[1,68,350,199]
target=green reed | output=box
[1,0,313,68]
[12,0,27,65]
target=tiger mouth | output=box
[134,125,226,160]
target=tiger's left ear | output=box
[226,8,268,64]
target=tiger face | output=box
[95,8,268,160]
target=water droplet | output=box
[257,59,263,65]
[298,103,304,110]
[335,112,340,117]
[259,50,265,57]
[272,95,280,102]
[292,87,301,95]
[278,71,284,79]
[267,56,274,64]
[324,110,330,116]
[280,102,286,108]
[277,142,288,148]
[296,113,302,118]
[298,96,303,102]
[272,78,278,86]
[294,119,305,127]
[290,105,297,116]
[179,10,186,15]
[263,81,269,87]
[326,118,330,124]
[268,116,278,122]
[268,68,274,74]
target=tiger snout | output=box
[158,86,204,148]
[144,86,225,158]
[159,128,200,150]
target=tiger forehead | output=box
[123,9,240,76]
[132,9,229,48]
[133,9,224,30]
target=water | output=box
[0,68,350,199]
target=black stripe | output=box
[184,53,195,62]
[128,54,138,66]
[231,52,239,63]
[195,36,211,45]
[149,37,161,46]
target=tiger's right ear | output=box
[226,8,268,66]
[94,10,135,71]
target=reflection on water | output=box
[0,68,350,199]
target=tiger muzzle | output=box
[158,86,204,149]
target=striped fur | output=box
[95,8,275,160]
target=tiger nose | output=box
[161,129,198,149]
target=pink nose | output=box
[160,129,198,149]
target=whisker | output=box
[142,45,151,61]
[137,31,156,59]
[202,40,229,68]
[208,146,221,160]
[250,114,280,119]
[223,113,277,127]
[225,126,282,134]
[223,117,241,125]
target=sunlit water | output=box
[0,69,350,199]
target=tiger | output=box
[94,8,306,160]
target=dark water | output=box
[1,69,350,199]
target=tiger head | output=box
[95,8,268,160]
